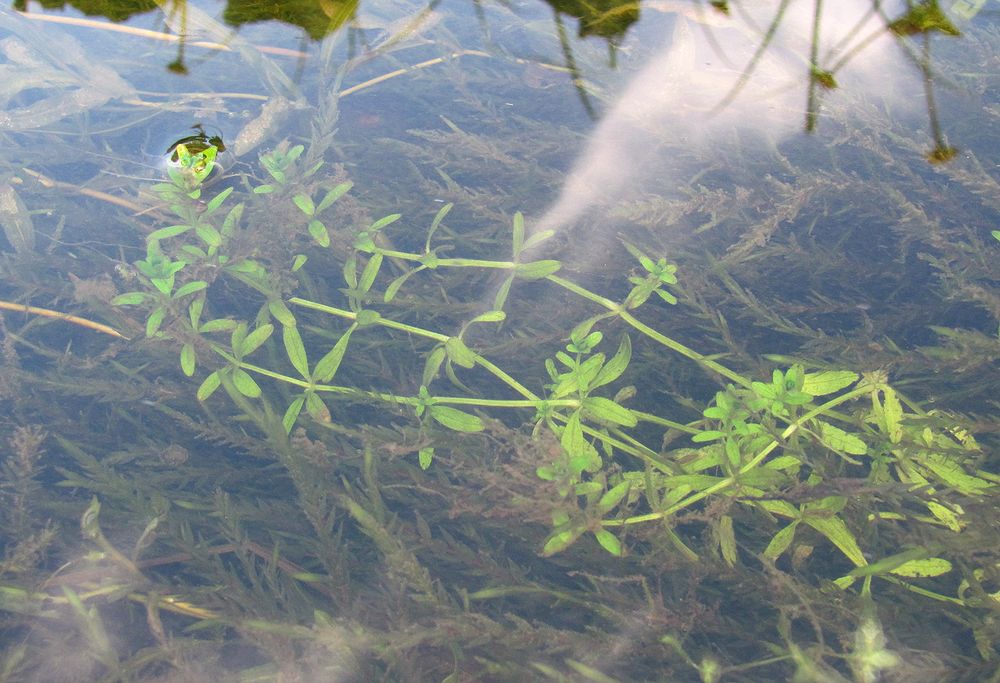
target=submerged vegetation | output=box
[0,0,999,681]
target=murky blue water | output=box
[1,0,999,680]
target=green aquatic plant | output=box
[1,3,997,678]
[110,142,996,600]
[0,135,990,683]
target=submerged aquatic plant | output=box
[61,135,992,678]
[0,2,998,680]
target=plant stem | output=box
[546,275,751,388]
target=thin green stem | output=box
[374,247,516,270]
[436,257,515,269]
[289,296,538,399]
[631,410,701,434]
[546,275,751,388]
[214,346,567,411]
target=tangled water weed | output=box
[47,134,985,679]
[0,1,998,681]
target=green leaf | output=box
[145,306,166,338]
[692,430,724,443]
[445,337,477,369]
[522,229,554,251]
[493,275,514,310]
[593,529,623,556]
[353,232,376,253]
[343,254,358,288]
[846,546,936,578]
[762,522,799,560]
[536,466,557,481]
[542,527,583,556]
[575,481,603,497]
[419,251,439,269]
[369,214,401,232]
[232,368,262,398]
[818,421,868,455]
[429,405,483,432]
[293,193,315,216]
[253,184,275,194]
[591,335,631,390]
[308,220,330,247]
[287,145,304,162]
[803,495,847,515]
[239,324,274,357]
[291,254,307,272]
[204,186,233,215]
[890,557,953,578]
[926,501,962,532]
[111,292,147,305]
[922,455,992,495]
[304,392,331,423]
[150,276,174,296]
[173,280,208,298]
[316,182,352,212]
[189,298,204,328]
[282,396,304,433]
[0,182,35,254]
[199,318,237,333]
[418,447,434,470]
[764,455,802,471]
[422,346,447,387]
[180,343,196,377]
[725,437,740,466]
[597,481,630,514]
[314,326,354,382]
[425,202,452,249]
[268,300,296,327]
[876,386,904,444]
[227,259,267,277]
[511,211,525,255]
[805,516,866,567]
[290,572,329,583]
[359,253,383,294]
[718,515,738,567]
[197,371,221,401]
[283,325,310,380]
[582,397,637,427]
[758,499,800,518]
[802,370,858,396]
[561,410,587,458]
[355,310,381,326]
[195,223,222,248]
[470,310,506,324]
[231,323,247,352]
[655,289,678,305]
[384,269,418,302]
[147,224,194,241]
[515,259,561,280]
[181,245,207,259]
[221,202,244,237]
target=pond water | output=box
[1,0,999,681]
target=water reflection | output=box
[532,0,926,261]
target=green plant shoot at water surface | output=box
[110,140,996,610]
